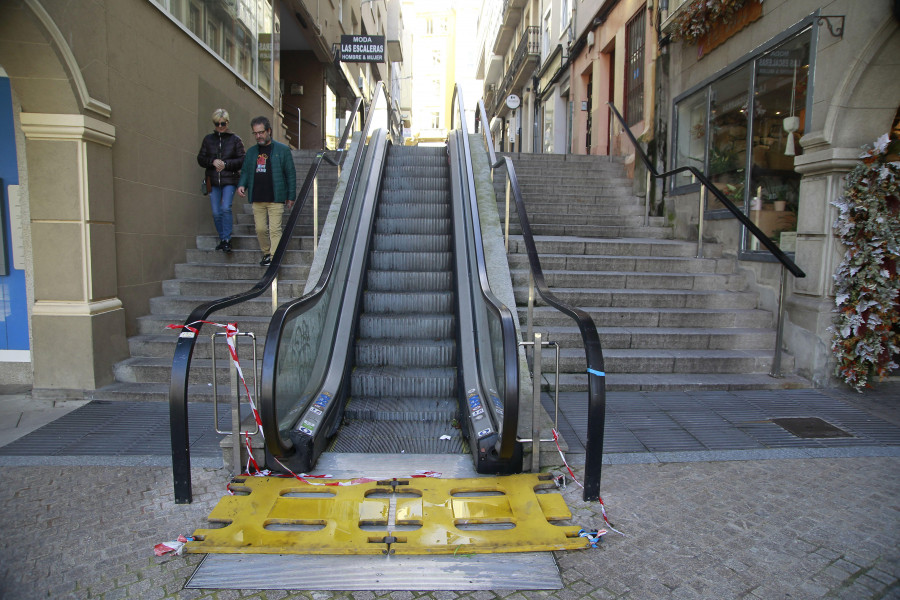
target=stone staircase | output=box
[494,152,811,392]
[91,150,339,402]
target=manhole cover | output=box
[771,417,853,438]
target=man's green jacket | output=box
[238,140,297,204]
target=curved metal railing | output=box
[169,97,363,503]
[472,100,607,502]
[608,102,805,376]
[258,83,391,465]
[450,86,520,463]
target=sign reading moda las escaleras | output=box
[339,35,385,63]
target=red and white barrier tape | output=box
[552,428,625,537]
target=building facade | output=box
[659,0,899,385]
[0,0,405,391]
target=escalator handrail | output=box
[169,97,363,504]
[258,82,391,458]
[607,102,805,279]
[450,85,519,461]
[473,100,607,502]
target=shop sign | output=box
[339,35,385,63]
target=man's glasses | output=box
[252,130,270,137]
[215,122,228,127]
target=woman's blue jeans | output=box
[209,184,236,241]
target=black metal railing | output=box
[450,85,520,463]
[168,97,364,504]
[473,99,608,503]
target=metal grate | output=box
[624,6,646,126]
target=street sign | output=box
[506,94,521,110]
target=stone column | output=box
[20,113,128,391]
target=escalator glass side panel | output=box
[264,132,387,463]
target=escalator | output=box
[259,128,523,476]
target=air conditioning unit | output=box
[587,31,595,47]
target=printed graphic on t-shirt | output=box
[256,153,269,173]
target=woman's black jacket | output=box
[197,131,246,187]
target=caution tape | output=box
[551,428,625,537]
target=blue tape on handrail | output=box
[587,368,606,377]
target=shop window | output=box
[672,27,812,253]
[625,7,645,126]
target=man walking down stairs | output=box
[494,152,810,392]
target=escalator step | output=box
[329,420,466,454]
[358,314,454,339]
[382,176,448,191]
[366,270,452,292]
[378,203,450,219]
[384,165,448,178]
[355,339,456,368]
[343,396,458,420]
[372,233,451,252]
[368,251,452,271]
[381,189,450,204]
[351,366,457,398]
[375,217,452,235]
[362,291,454,314]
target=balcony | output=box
[492,0,529,56]
[493,26,539,115]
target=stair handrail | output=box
[451,85,520,462]
[168,96,364,504]
[258,82,391,462]
[472,99,607,502]
[608,101,805,377]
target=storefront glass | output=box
[672,27,812,253]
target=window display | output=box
[672,27,812,253]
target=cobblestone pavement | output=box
[1,457,897,599]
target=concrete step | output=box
[173,262,310,280]
[160,279,306,297]
[542,347,794,375]
[511,269,746,292]
[138,314,275,337]
[113,356,259,386]
[148,295,293,318]
[542,372,813,392]
[184,248,314,265]
[509,236,718,258]
[128,333,267,360]
[519,306,773,328]
[530,326,776,350]
[195,234,318,252]
[516,287,760,310]
[505,223,674,238]
[508,253,733,274]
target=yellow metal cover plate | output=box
[187,473,587,555]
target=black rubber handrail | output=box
[169,97,363,504]
[608,102,806,279]
[258,82,390,459]
[473,100,607,502]
[450,86,519,462]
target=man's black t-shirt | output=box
[252,143,274,203]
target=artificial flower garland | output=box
[829,133,900,391]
